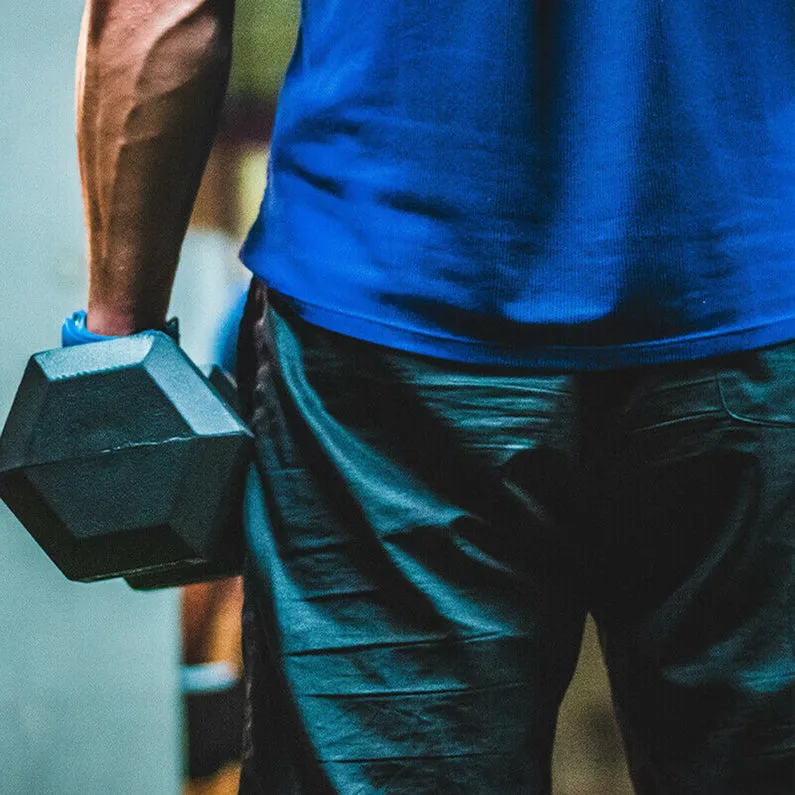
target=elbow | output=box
[160,1,236,76]
[85,1,235,66]
[135,1,236,101]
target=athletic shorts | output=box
[235,280,794,795]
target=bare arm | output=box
[77,0,235,336]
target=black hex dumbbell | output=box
[0,332,253,589]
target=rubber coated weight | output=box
[0,332,252,587]
[123,365,246,590]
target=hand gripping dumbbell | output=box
[0,331,253,590]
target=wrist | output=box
[62,310,115,347]
[85,304,167,337]
[62,310,179,347]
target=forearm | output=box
[77,0,234,335]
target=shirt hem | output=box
[250,280,795,371]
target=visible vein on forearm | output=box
[76,0,234,333]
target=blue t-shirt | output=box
[241,0,795,369]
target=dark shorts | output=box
[236,281,794,794]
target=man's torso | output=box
[242,0,795,369]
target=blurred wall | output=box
[0,3,182,793]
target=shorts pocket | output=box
[716,340,795,427]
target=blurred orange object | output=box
[182,577,244,672]
[182,577,245,795]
